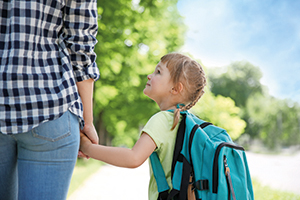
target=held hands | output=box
[78,123,98,158]
[79,132,92,156]
[81,123,99,144]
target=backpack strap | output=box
[171,113,187,176]
[166,156,191,200]
[188,120,212,192]
[149,152,170,200]
[169,113,193,200]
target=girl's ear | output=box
[171,82,184,95]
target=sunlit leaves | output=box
[93,0,185,146]
[192,90,246,140]
[208,61,264,108]
[208,60,300,149]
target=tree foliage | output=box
[208,61,265,138]
[246,94,300,149]
[192,90,246,141]
[208,61,300,149]
[93,0,249,148]
[208,61,264,108]
[93,0,186,146]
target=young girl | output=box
[79,52,206,200]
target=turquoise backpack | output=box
[149,111,254,200]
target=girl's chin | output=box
[143,87,149,94]
[143,90,153,100]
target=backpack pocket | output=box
[212,142,253,200]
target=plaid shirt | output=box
[0,0,100,134]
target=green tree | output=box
[192,90,246,141]
[93,0,186,146]
[208,60,300,149]
[93,0,248,147]
[208,61,264,108]
[208,61,267,138]
[246,94,300,149]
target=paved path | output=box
[68,162,149,200]
[68,152,300,200]
[246,151,300,195]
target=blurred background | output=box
[69,0,300,199]
[93,0,300,152]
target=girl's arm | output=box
[80,132,156,168]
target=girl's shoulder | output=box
[150,110,174,120]
[144,111,174,128]
[143,111,176,148]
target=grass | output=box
[67,160,300,200]
[252,179,300,200]
[67,158,103,198]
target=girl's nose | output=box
[147,74,151,80]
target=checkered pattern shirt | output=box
[0,0,100,134]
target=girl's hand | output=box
[78,132,156,168]
[78,123,98,158]
[78,150,88,158]
[79,132,93,156]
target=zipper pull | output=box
[224,156,230,176]
[223,155,237,200]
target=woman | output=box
[0,0,100,199]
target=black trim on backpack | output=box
[167,189,179,200]
[171,114,187,178]
[168,152,192,200]
[195,179,209,191]
[158,190,169,200]
[199,122,213,129]
[212,142,245,193]
[179,157,191,200]
[189,124,199,161]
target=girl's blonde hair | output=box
[160,53,207,130]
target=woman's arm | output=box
[80,132,156,168]
[76,78,99,144]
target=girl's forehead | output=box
[156,61,167,69]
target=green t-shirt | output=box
[141,111,181,200]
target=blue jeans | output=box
[0,110,80,200]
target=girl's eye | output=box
[156,70,161,74]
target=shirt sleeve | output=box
[142,111,174,149]
[63,0,100,82]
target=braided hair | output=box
[160,53,207,130]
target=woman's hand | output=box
[81,123,99,145]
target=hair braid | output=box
[161,53,206,131]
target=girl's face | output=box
[143,61,174,105]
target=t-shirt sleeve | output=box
[141,111,173,149]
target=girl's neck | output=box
[159,105,176,111]
[156,100,173,111]
[156,94,186,111]
[158,101,183,111]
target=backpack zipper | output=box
[212,142,244,193]
[224,155,237,200]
